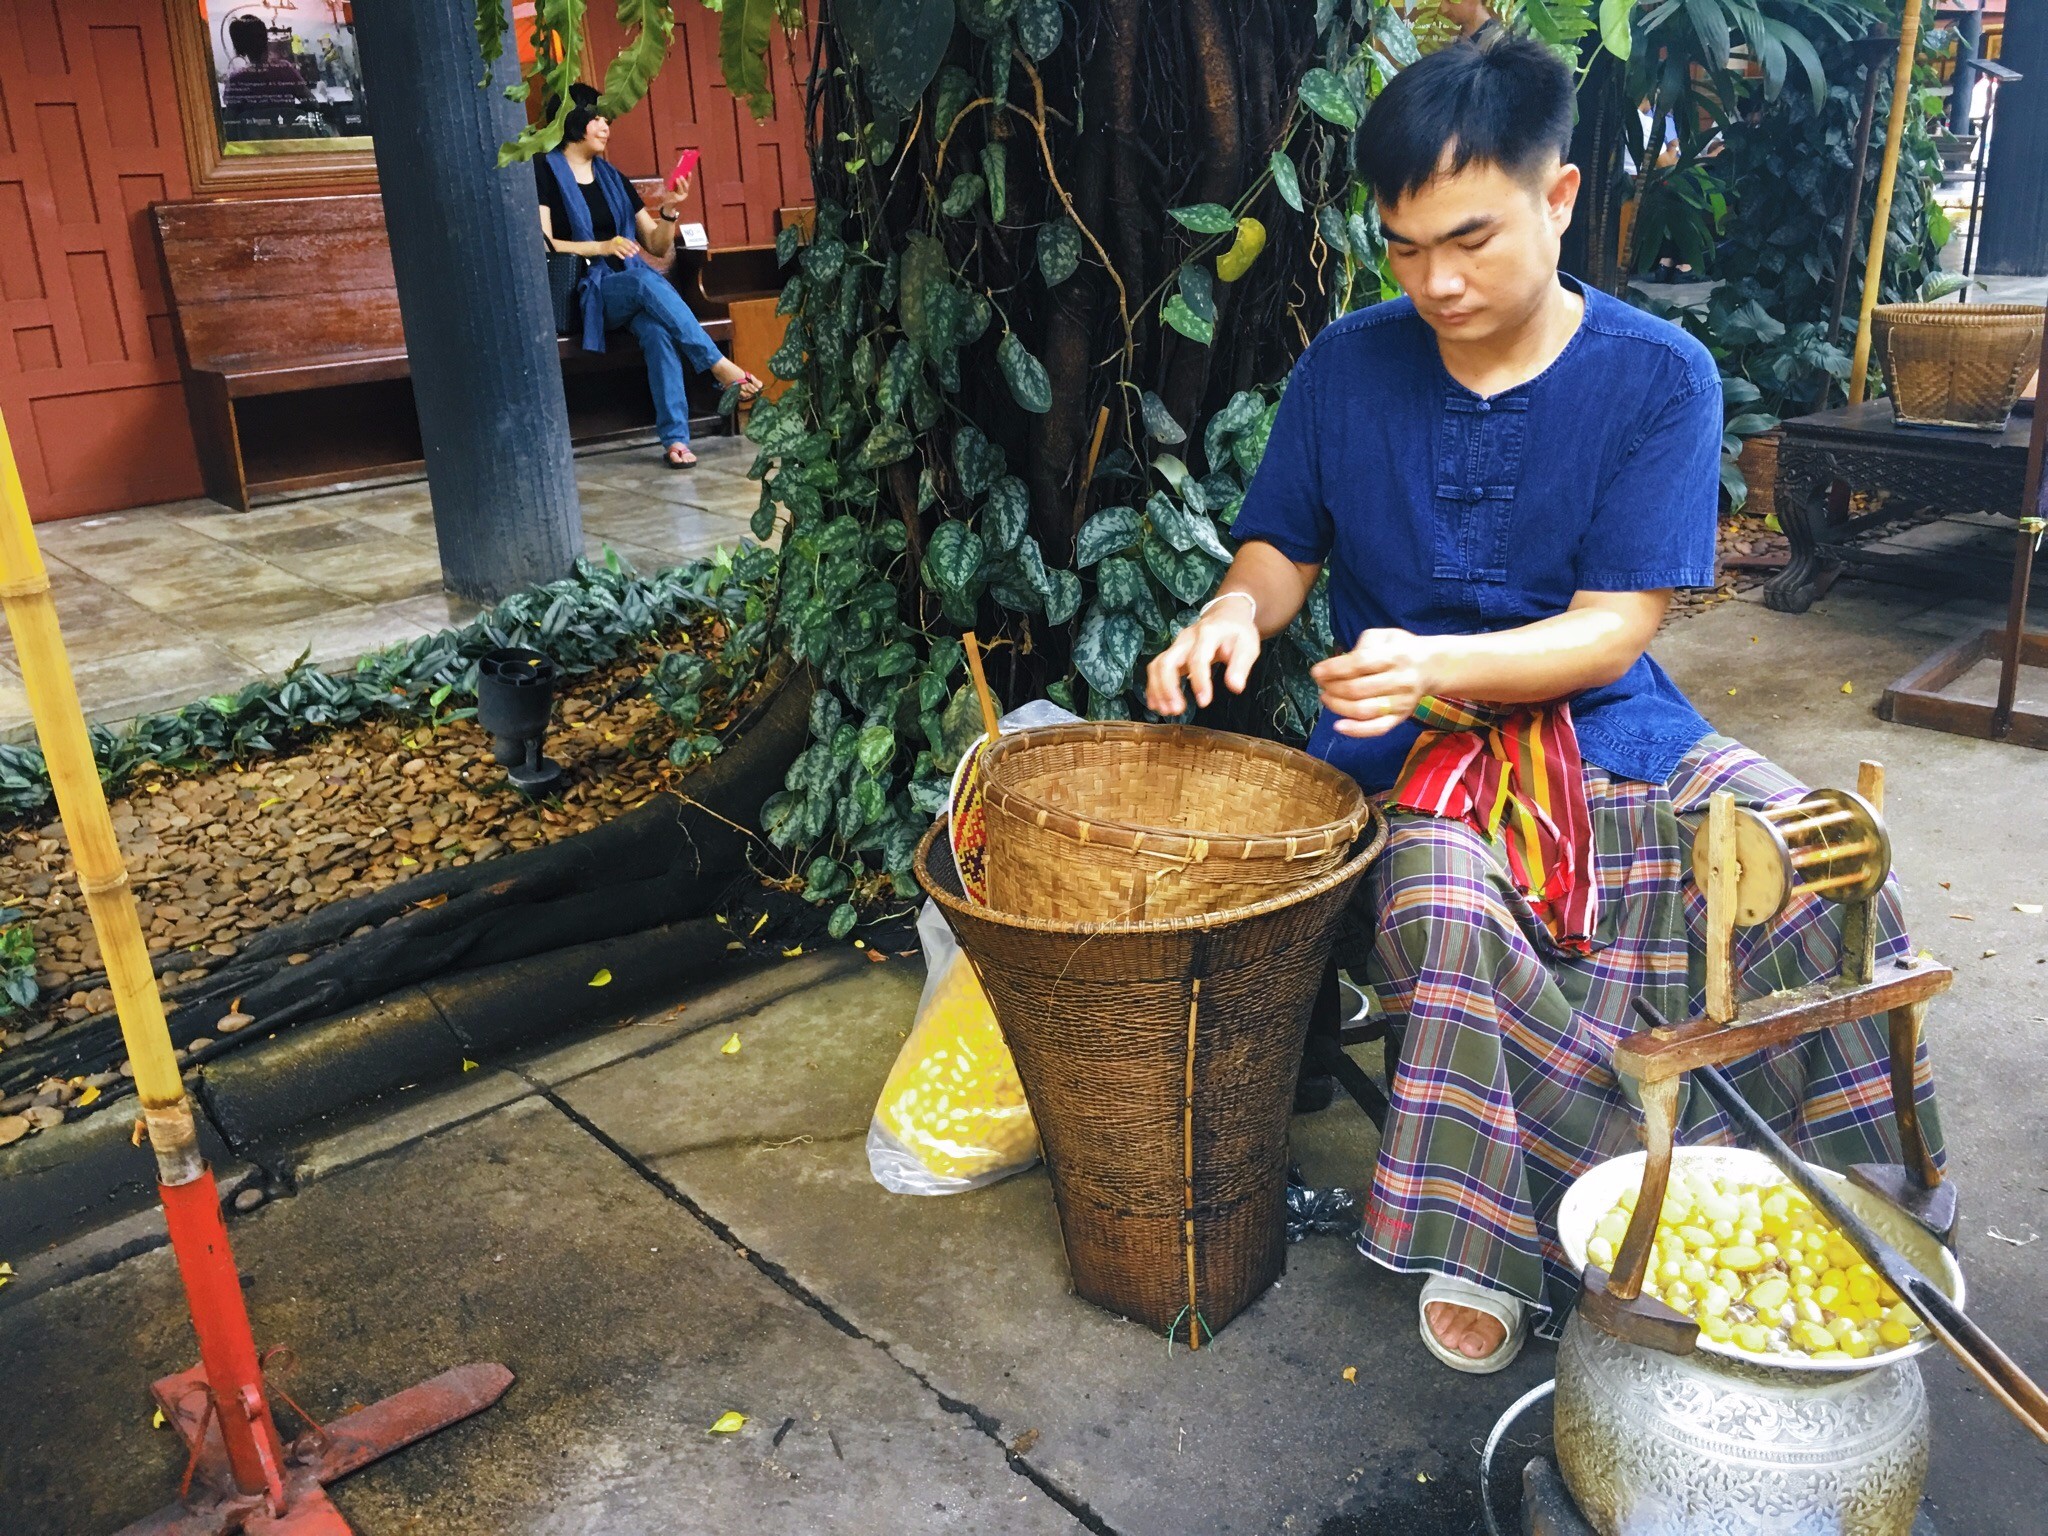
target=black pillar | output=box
[1947,7,1983,137]
[1978,1,2048,276]
[353,0,582,604]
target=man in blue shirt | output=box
[1146,34,1942,1374]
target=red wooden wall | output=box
[0,1,813,522]
[0,0,203,521]
[585,4,813,249]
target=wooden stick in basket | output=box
[963,631,1001,741]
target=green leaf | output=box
[1597,0,1632,60]
[941,172,986,218]
[857,723,896,772]
[1178,262,1215,324]
[1038,220,1081,285]
[1146,492,1231,563]
[1073,609,1143,696]
[1043,567,1082,625]
[1233,401,1280,475]
[923,520,985,595]
[835,0,953,115]
[1297,68,1359,130]
[898,232,951,362]
[1094,555,1149,612]
[997,333,1053,413]
[957,0,1020,41]
[854,420,915,468]
[981,142,1007,221]
[720,0,781,120]
[1168,203,1237,236]
[983,476,1030,551]
[1270,151,1303,213]
[1161,294,1214,345]
[1142,529,1225,605]
[598,0,675,122]
[954,423,1006,498]
[1374,8,1420,69]
[827,901,859,938]
[1076,505,1141,566]
[933,65,975,137]
[1017,0,1062,59]
[1140,391,1186,445]
[878,340,921,417]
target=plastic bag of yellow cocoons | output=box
[866,899,1039,1194]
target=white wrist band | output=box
[1199,591,1257,625]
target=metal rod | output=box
[1848,0,1926,407]
[1796,868,1876,896]
[1760,798,1843,821]
[1766,809,1859,839]
[0,405,288,1497]
[1791,838,1878,870]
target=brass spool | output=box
[1691,789,1891,927]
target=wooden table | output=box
[1765,401,2036,613]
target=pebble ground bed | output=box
[0,643,762,1139]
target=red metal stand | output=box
[115,1170,513,1536]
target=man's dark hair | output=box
[559,82,604,145]
[1353,33,1574,206]
[227,15,270,65]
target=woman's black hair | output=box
[1353,32,1574,206]
[227,15,270,64]
[558,82,604,145]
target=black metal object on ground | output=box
[352,0,582,603]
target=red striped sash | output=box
[1387,697,1597,955]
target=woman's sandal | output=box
[1418,1272,1529,1375]
[735,371,765,404]
[666,442,697,468]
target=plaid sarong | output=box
[1354,734,1946,1338]
[1387,698,1596,954]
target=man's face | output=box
[1377,155,1579,348]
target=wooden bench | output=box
[152,191,779,510]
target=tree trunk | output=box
[354,0,584,603]
[1977,0,2048,276]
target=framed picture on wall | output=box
[166,1,377,192]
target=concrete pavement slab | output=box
[557,963,1553,1535]
[0,1094,1081,1535]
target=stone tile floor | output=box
[0,436,761,742]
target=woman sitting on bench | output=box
[536,84,761,468]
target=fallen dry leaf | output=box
[461,1058,478,1072]
[867,949,888,964]
[709,1411,747,1434]
[782,945,804,958]
[74,1084,100,1108]
[1010,1427,1041,1456]
[1341,1366,1357,1384]
[1840,681,1854,695]
[750,912,770,936]
[721,1033,742,1056]
[588,968,613,987]
[152,1408,166,1430]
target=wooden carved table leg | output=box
[1765,453,1838,614]
[1577,1074,1698,1352]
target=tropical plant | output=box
[468,1,1646,926]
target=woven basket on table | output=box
[979,722,1370,923]
[914,807,1386,1341]
[1873,303,2044,431]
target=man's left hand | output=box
[1312,628,1441,738]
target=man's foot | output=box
[1425,1300,1509,1361]
[666,441,697,467]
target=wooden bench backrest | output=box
[154,194,404,375]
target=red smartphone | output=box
[665,148,701,192]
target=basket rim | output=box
[979,721,1370,858]
[913,801,1387,938]
[1872,302,2047,327]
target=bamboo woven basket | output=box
[979,722,1370,923]
[914,810,1385,1341]
[1873,303,2044,431]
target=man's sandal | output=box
[1418,1272,1528,1375]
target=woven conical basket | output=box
[979,722,1370,923]
[915,809,1385,1341]
[1873,303,2043,431]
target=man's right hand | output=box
[1145,594,1261,716]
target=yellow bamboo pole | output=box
[1846,0,1925,408]
[0,410,202,1183]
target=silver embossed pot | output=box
[1552,1148,1964,1536]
